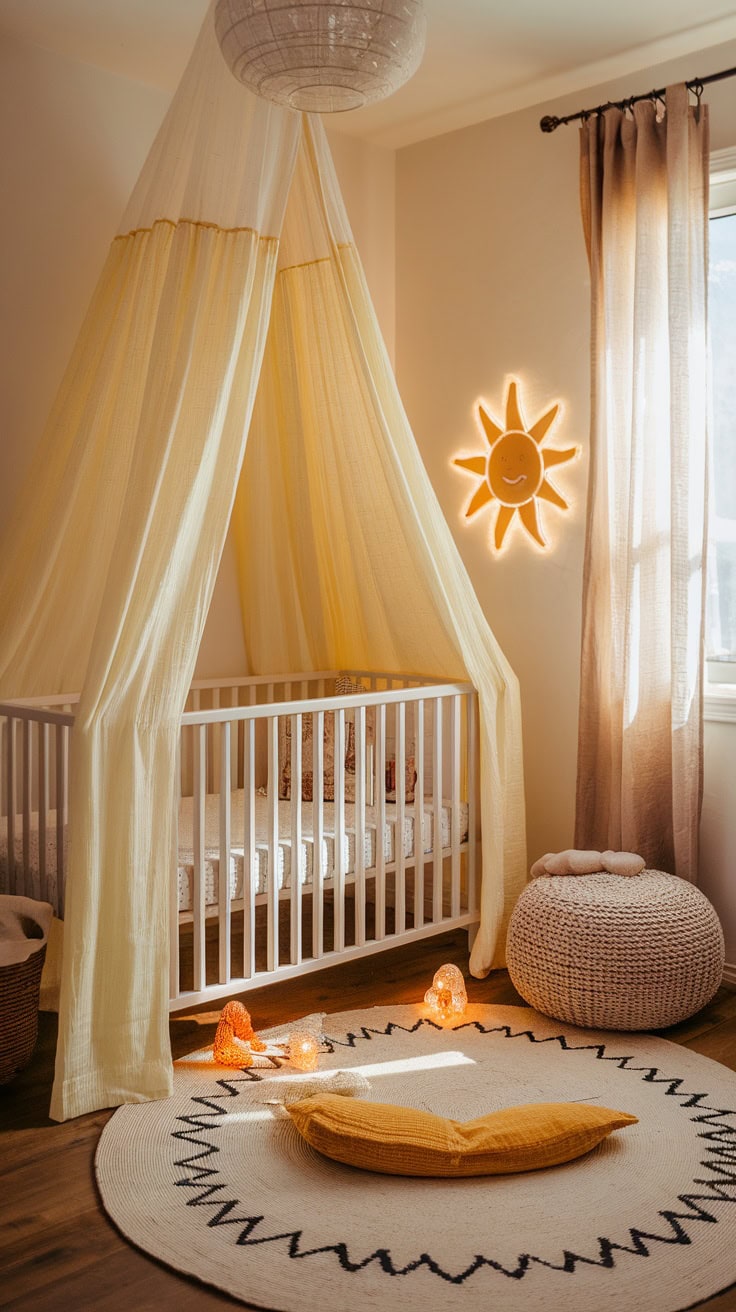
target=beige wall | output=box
[396,42,736,906]
[0,32,169,525]
[0,28,396,678]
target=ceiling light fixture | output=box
[214,0,426,113]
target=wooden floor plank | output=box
[1,929,734,1311]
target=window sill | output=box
[705,683,736,723]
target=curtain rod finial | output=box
[540,115,560,133]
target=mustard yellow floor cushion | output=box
[286,1094,637,1177]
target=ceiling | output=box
[1,0,735,147]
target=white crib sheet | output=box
[0,793,469,915]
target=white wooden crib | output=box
[0,670,480,1010]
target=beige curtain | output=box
[235,120,527,980]
[575,86,709,879]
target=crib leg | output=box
[466,922,479,954]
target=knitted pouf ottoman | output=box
[506,870,725,1031]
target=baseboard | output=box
[723,962,736,988]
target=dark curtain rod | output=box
[540,63,736,133]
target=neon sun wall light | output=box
[454,379,577,551]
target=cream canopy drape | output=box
[575,86,709,879]
[0,6,525,1121]
[236,116,526,978]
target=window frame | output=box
[706,148,736,713]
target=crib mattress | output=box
[1,793,469,914]
[176,792,468,912]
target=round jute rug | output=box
[96,1004,736,1312]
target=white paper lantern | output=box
[214,0,426,113]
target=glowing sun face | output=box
[454,379,577,550]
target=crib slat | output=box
[39,722,49,905]
[290,713,302,966]
[414,698,425,929]
[468,692,478,913]
[334,710,346,954]
[243,720,256,979]
[56,724,68,918]
[209,688,220,794]
[354,705,366,947]
[432,698,443,923]
[450,695,461,919]
[227,687,239,790]
[395,701,406,936]
[218,722,232,985]
[236,716,244,793]
[375,703,386,941]
[312,710,324,961]
[365,688,375,809]
[192,724,206,994]
[238,685,256,794]
[183,689,200,805]
[6,717,16,890]
[169,735,182,1002]
[184,692,193,788]
[267,716,279,972]
[22,718,32,898]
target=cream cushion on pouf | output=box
[506,871,724,1030]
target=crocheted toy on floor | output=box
[213,1000,267,1067]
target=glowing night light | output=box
[424,963,468,1021]
[454,379,577,551]
[289,1030,320,1071]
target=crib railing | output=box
[0,671,480,1011]
[0,697,75,917]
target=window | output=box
[707,151,736,678]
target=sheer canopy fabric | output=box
[0,6,525,1120]
[236,121,526,978]
[575,86,709,880]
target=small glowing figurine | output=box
[424,962,468,1021]
[288,1030,320,1071]
[213,1000,267,1068]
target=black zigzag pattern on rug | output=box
[171,1018,736,1286]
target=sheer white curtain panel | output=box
[575,85,709,880]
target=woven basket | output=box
[506,870,725,1031]
[0,942,47,1084]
